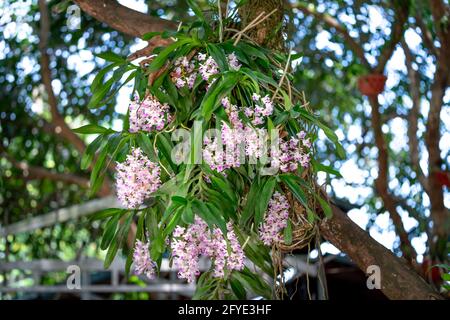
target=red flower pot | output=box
[422,258,445,284]
[358,74,387,96]
[435,171,450,187]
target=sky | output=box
[2,0,449,263]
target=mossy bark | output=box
[238,0,285,51]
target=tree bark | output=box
[369,95,417,263]
[73,0,176,38]
[321,205,442,300]
[422,0,449,258]
[38,0,112,196]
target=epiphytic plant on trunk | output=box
[74,1,344,299]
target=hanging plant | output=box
[74,1,344,300]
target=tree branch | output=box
[374,3,409,73]
[425,63,449,252]
[428,0,450,56]
[320,205,441,300]
[422,0,450,256]
[292,3,371,70]
[73,0,177,38]
[1,149,88,187]
[415,12,438,58]
[401,40,429,192]
[38,0,87,155]
[37,0,116,197]
[369,95,417,263]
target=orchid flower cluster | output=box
[170,52,219,90]
[170,217,245,283]
[129,95,172,133]
[259,191,290,246]
[170,52,241,90]
[227,52,241,71]
[245,93,274,126]
[170,56,197,89]
[133,239,156,280]
[270,131,311,173]
[203,97,268,172]
[198,53,220,83]
[115,147,161,208]
[203,94,312,174]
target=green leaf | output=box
[91,62,119,94]
[233,268,272,298]
[189,120,203,165]
[181,203,194,224]
[243,240,273,276]
[255,177,276,226]
[207,43,228,71]
[100,215,120,250]
[312,160,342,178]
[296,108,346,159]
[210,175,237,205]
[136,132,157,161]
[171,196,188,206]
[204,202,227,233]
[90,208,124,221]
[116,212,134,249]
[284,220,292,245]
[205,187,236,220]
[109,134,131,163]
[187,0,205,21]
[88,76,114,109]
[280,175,306,205]
[160,202,182,226]
[145,207,159,241]
[81,134,105,170]
[236,42,268,63]
[317,195,332,218]
[156,133,177,172]
[148,38,193,73]
[239,67,277,87]
[89,64,131,109]
[96,51,126,63]
[240,180,260,226]
[191,199,227,233]
[73,124,111,134]
[273,111,289,126]
[267,117,275,133]
[162,75,178,104]
[230,276,247,299]
[281,90,292,110]
[89,144,109,196]
[125,247,133,276]
[163,206,183,237]
[136,211,146,241]
[290,52,302,60]
[200,72,239,122]
[104,240,118,269]
[142,31,161,41]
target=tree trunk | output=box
[321,205,441,300]
[239,0,441,300]
[238,0,285,50]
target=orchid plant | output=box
[74,1,344,299]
